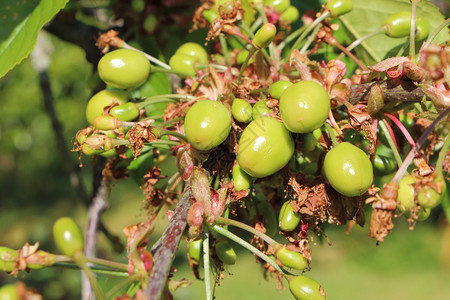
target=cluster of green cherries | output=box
[72,1,443,299]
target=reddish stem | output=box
[382,118,398,150]
[383,113,415,147]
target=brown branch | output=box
[349,79,425,105]
[145,185,192,299]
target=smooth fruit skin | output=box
[86,89,131,124]
[110,102,140,121]
[325,0,353,17]
[98,49,150,89]
[417,176,446,208]
[188,239,203,264]
[184,100,231,151]
[232,163,253,191]
[279,81,330,133]
[396,175,415,214]
[0,284,19,300]
[231,98,253,123]
[0,247,18,272]
[175,42,208,64]
[279,201,301,231]
[264,0,290,13]
[169,53,198,77]
[415,17,430,41]
[289,276,326,300]
[252,100,271,120]
[269,80,293,99]
[323,142,373,197]
[280,6,299,23]
[53,217,84,257]
[215,240,237,265]
[237,116,294,178]
[253,23,277,49]
[383,11,412,38]
[276,247,308,270]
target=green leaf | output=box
[0,0,69,78]
[339,0,449,65]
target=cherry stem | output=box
[291,11,330,52]
[378,118,403,169]
[383,113,415,148]
[154,127,188,142]
[73,253,105,300]
[323,122,340,147]
[219,34,231,66]
[300,23,322,55]
[105,274,139,299]
[136,94,194,109]
[52,262,129,277]
[150,65,193,77]
[327,37,367,71]
[214,216,278,249]
[237,45,258,84]
[122,42,171,70]
[336,27,386,61]
[420,18,450,57]
[203,230,213,300]
[86,257,128,271]
[278,24,307,51]
[392,106,450,183]
[409,0,419,60]
[210,224,286,275]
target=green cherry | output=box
[279,201,301,231]
[215,240,237,265]
[86,89,131,125]
[253,23,277,49]
[325,0,353,18]
[275,247,308,270]
[269,80,292,100]
[53,217,84,257]
[279,80,330,133]
[175,42,208,64]
[232,163,253,191]
[237,116,294,178]
[184,100,232,151]
[289,276,326,300]
[323,142,373,197]
[231,98,253,123]
[98,49,151,89]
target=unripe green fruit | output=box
[175,42,208,64]
[323,142,373,197]
[188,239,203,264]
[215,240,237,265]
[279,201,301,231]
[86,89,131,125]
[280,6,299,23]
[98,49,150,89]
[415,17,430,41]
[184,100,231,151]
[279,81,330,133]
[397,175,415,214]
[232,163,253,191]
[237,116,294,178]
[53,217,84,257]
[269,80,292,99]
[253,23,277,49]
[275,247,308,270]
[417,175,446,208]
[0,247,18,272]
[26,250,56,270]
[301,133,319,152]
[81,135,114,156]
[325,0,353,17]
[93,115,121,130]
[252,100,271,120]
[264,0,290,13]
[0,284,19,300]
[289,276,326,300]
[169,53,198,77]
[231,98,253,123]
[110,102,140,121]
[383,11,411,38]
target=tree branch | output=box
[145,185,192,299]
[349,79,425,105]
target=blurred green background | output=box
[1,0,450,299]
